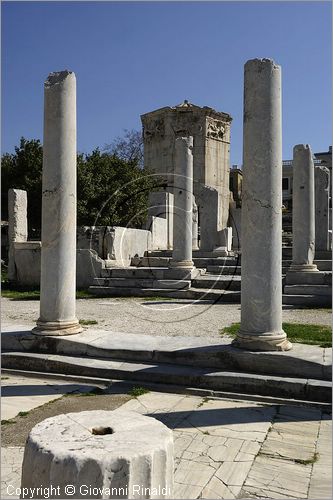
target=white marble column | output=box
[33,71,82,336]
[8,189,28,281]
[170,136,194,268]
[192,196,199,250]
[289,145,318,272]
[234,58,291,351]
[315,165,330,252]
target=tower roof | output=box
[141,101,232,122]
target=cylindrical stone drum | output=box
[21,410,174,499]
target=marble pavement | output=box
[1,374,331,499]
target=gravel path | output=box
[2,297,331,338]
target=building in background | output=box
[230,146,332,211]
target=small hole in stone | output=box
[91,426,114,435]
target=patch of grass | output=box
[220,322,332,348]
[1,288,103,300]
[221,323,240,337]
[202,430,210,435]
[79,319,98,326]
[17,411,29,417]
[1,289,40,300]
[1,419,16,425]
[76,290,100,299]
[1,376,9,380]
[295,452,319,465]
[64,387,105,397]
[198,396,210,408]
[128,386,150,398]
[1,266,9,284]
[141,296,175,301]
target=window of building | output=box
[282,178,289,190]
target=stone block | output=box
[76,249,104,289]
[197,185,219,251]
[213,227,233,255]
[315,165,330,252]
[13,242,41,287]
[285,270,331,285]
[148,215,168,250]
[147,191,174,249]
[103,226,152,266]
[8,189,28,281]
[21,410,174,498]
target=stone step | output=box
[282,294,332,307]
[90,284,332,307]
[285,272,332,285]
[192,276,241,291]
[89,286,241,302]
[206,266,242,275]
[207,264,332,276]
[145,250,240,262]
[132,256,171,267]
[101,267,167,279]
[3,327,331,381]
[93,278,191,290]
[193,258,240,267]
[101,267,202,280]
[2,352,331,403]
[315,260,332,271]
[284,284,332,297]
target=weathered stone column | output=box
[315,165,330,252]
[33,71,82,336]
[289,145,318,272]
[170,136,194,268]
[8,189,28,281]
[234,58,291,351]
[192,196,199,250]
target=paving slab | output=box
[1,447,24,499]
[1,377,331,499]
[1,373,101,420]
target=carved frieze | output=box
[206,119,225,141]
[143,118,165,141]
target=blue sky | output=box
[2,1,332,164]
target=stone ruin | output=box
[3,60,332,498]
[6,61,332,309]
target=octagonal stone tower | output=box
[141,102,232,241]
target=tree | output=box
[1,138,161,236]
[104,129,144,167]
[77,149,160,227]
[1,138,43,238]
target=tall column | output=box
[234,58,291,351]
[8,189,28,281]
[170,136,194,268]
[289,145,318,272]
[192,196,199,250]
[315,165,330,253]
[33,71,82,336]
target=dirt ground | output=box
[1,385,131,447]
[2,297,331,338]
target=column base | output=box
[213,246,229,257]
[232,331,292,351]
[169,260,194,269]
[288,264,319,272]
[32,319,83,336]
